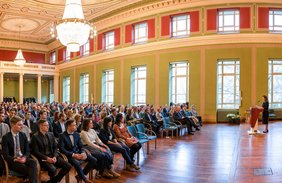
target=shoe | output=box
[196,127,200,131]
[191,130,195,132]
[95,172,102,179]
[131,164,140,170]
[108,169,120,178]
[188,132,194,135]
[102,169,114,178]
[263,129,269,133]
[84,178,93,183]
[126,164,135,172]
[75,175,82,183]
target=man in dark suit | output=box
[4,109,16,129]
[38,110,53,132]
[58,119,96,183]
[24,111,38,136]
[53,113,66,138]
[143,108,161,135]
[173,105,194,135]
[31,119,71,183]
[2,116,37,183]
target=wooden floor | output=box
[5,121,282,183]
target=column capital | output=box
[38,74,43,77]
[19,73,24,76]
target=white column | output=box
[0,72,4,102]
[37,74,42,104]
[54,75,59,102]
[19,73,24,104]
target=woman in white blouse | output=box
[80,118,120,178]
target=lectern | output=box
[248,106,263,135]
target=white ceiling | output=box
[0,0,139,44]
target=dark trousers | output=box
[68,154,97,181]
[84,146,113,171]
[8,158,37,183]
[40,156,71,183]
[179,118,193,133]
[108,142,133,165]
[197,116,202,126]
[130,142,142,160]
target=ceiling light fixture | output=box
[14,25,26,66]
[50,0,97,52]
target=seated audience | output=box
[24,111,37,136]
[99,117,140,171]
[31,119,71,183]
[58,119,96,183]
[53,113,66,138]
[2,116,37,183]
[113,114,142,161]
[80,118,118,178]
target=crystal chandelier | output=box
[14,25,26,66]
[51,0,97,52]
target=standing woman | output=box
[262,95,269,133]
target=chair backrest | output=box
[127,126,138,138]
[162,117,169,128]
[136,124,146,139]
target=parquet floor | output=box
[4,121,282,183]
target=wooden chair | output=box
[59,150,94,182]
[0,155,28,183]
[30,153,70,183]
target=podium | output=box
[248,106,263,135]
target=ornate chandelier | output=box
[14,25,26,66]
[51,0,96,52]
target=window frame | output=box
[82,40,90,56]
[217,9,240,34]
[268,59,282,108]
[79,73,89,103]
[64,49,71,61]
[63,76,70,103]
[269,9,282,33]
[216,60,240,109]
[133,22,148,44]
[49,51,56,64]
[105,31,115,50]
[102,70,114,104]
[131,66,147,106]
[171,14,190,38]
[169,61,189,104]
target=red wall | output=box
[148,18,155,38]
[258,7,269,29]
[0,49,45,64]
[125,24,133,43]
[90,38,94,53]
[190,11,200,32]
[114,28,121,46]
[97,33,104,50]
[207,9,217,31]
[58,47,65,62]
[161,15,171,36]
[240,7,251,29]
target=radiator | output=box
[216,109,239,123]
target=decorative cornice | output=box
[0,39,48,52]
[0,61,59,76]
[57,33,282,70]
